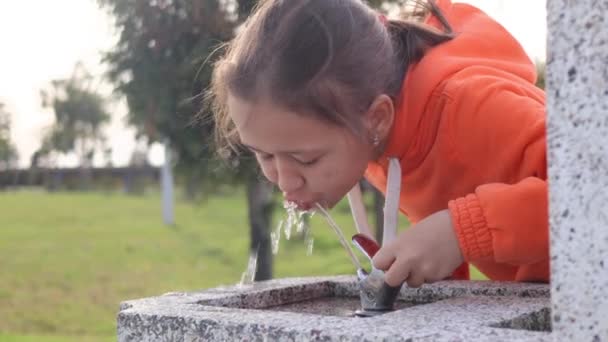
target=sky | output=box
[0,0,547,168]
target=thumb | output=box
[372,246,395,271]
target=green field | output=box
[0,190,485,341]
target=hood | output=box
[379,0,537,170]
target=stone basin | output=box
[117,276,551,341]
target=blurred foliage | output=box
[96,0,247,199]
[0,101,18,170]
[38,63,110,169]
[536,61,545,89]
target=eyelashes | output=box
[297,157,319,166]
[255,152,320,166]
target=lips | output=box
[297,202,314,211]
[283,195,314,211]
[285,200,313,211]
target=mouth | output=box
[284,199,334,213]
[297,202,314,211]
[283,199,313,211]
[283,194,323,212]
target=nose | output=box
[274,158,305,194]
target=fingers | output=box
[385,264,425,288]
[372,247,395,271]
[405,272,425,288]
[376,253,429,288]
[372,246,433,288]
[383,258,410,287]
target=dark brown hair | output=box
[209,0,453,154]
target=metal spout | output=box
[355,268,402,317]
[352,234,403,317]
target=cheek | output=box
[338,147,370,183]
[257,159,278,183]
[315,149,369,192]
[320,166,338,183]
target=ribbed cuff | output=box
[448,194,493,262]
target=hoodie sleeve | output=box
[448,177,549,265]
[444,70,549,269]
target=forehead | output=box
[227,94,347,151]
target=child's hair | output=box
[209,0,453,154]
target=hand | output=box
[372,209,464,288]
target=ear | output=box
[363,94,395,145]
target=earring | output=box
[373,134,380,147]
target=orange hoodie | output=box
[364,0,548,282]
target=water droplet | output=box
[271,231,280,255]
[284,223,292,240]
[297,220,305,234]
[271,220,282,255]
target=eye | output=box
[294,157,320,166]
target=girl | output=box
[209,0,548,288]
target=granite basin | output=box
[118,276,552,341]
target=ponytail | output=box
[386,1,454,72]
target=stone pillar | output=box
[546,0,608,340]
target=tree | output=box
[0,102,18,171]
[97,0,235,199]
[40,64,110,189]
[98,0,276,280]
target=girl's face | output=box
[228,94,376,210]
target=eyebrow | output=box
[242,144,323,156]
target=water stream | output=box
[314,203,363,270]
[240,201,361,285]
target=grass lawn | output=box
[0,189,485,341]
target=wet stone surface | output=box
[262,296,420,317]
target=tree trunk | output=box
[246,175,274,281]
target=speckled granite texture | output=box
[117,276,550,341]
[546,0,608,340]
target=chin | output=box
[316,197,340,211]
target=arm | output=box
[372,70,548,286]
[446,70,549,270]
[449,177,548,266]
